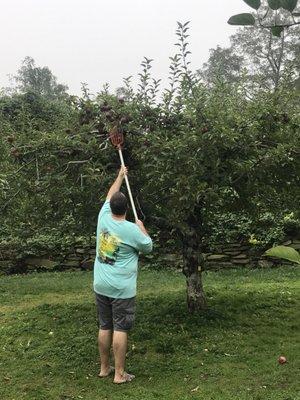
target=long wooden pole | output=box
[118,148,138,222]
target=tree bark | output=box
[185,267,207,313]
[181,229,207,313]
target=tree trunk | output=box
[185,268,207,313]
[181,230,207,313]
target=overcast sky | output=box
[0,0,244,96]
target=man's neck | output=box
[112,213,126,221]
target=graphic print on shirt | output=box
[98,230,121,265]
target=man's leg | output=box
[95,294,113,377]
[98,329,113,377]
[112,331,128,382]
[112,297,136,383]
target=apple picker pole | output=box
[109,126,138,222]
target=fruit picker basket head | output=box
[109,126,124,149]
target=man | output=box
[94,166,153,384]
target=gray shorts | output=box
[95,293,136,332]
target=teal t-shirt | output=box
[93,200,153,299]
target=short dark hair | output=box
[110,192,128,216]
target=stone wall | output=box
[0,245,96,275]
[0,238,299,275]
[156,238,299,270]
[203,238,300,270]
[25,247,96,272]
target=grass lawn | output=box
[0,266,299,400]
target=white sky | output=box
[0,0,243,95]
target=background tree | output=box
[12,56,69,99]
[230,25,300,89]
[200,24,299,90]
[198,46,244,85]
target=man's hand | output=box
[118,166,128,179]
[135,219,144,229]
[136,219,149,236]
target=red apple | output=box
[278,356,287,364]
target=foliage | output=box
[265,245,300,263]
[0,22,300,310]
[228,13,256,25]
[199,24,300,91]
[206,210,299,249]
[11,56,69,99]
[124,23,300,245]
[228,0,300,35]
[0,87,116,251]
[0,232,94,263]
[199,45,244,85]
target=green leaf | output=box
[293,12,300,16]
[271,26,284,36]
[228,13,256,26]
[280,0,298,12]
[265,245,300,264]
[268,0,281,9]
[243,0,261,9]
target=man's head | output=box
[110,191,128,216]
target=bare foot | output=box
[113,372,135,384]
[98,366,114,378]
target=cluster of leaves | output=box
[265,244,300,263]
[0,232,94,265]
[0,89,116,257]
[228,0,300,37]
[207,210,300,250]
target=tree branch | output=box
[259,22,300,29]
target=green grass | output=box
[0,267,299,400]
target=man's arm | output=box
[134,219,153,254]
[106,166,127,200]
[136,219,150,237]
